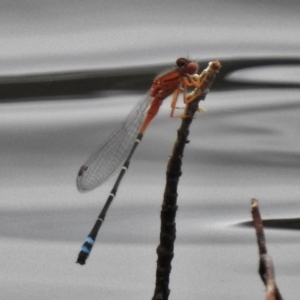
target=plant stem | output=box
[152,61,221,300]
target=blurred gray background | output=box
[0,1,300,299]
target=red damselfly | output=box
[76,58,204,265]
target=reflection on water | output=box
[1,57,300,101]
[240,217,300,230]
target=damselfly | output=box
[76,57,204,265]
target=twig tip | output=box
[251,198,258,207]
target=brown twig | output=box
[251,198,284,300]
[152,61,221,300]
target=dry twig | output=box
[251,198,284,300]
[152,61,221,300]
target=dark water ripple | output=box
[1,57,300,101]
[240,218,300,230]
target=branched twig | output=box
[152,61,221,300]
[251,198,284,300]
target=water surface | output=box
[0,1,300,299]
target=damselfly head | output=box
[176,57,198,75]
[176,57,189,67]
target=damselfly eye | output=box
[186,62,198,75]
[176,58,188,68]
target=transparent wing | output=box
[77,93,152,192]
